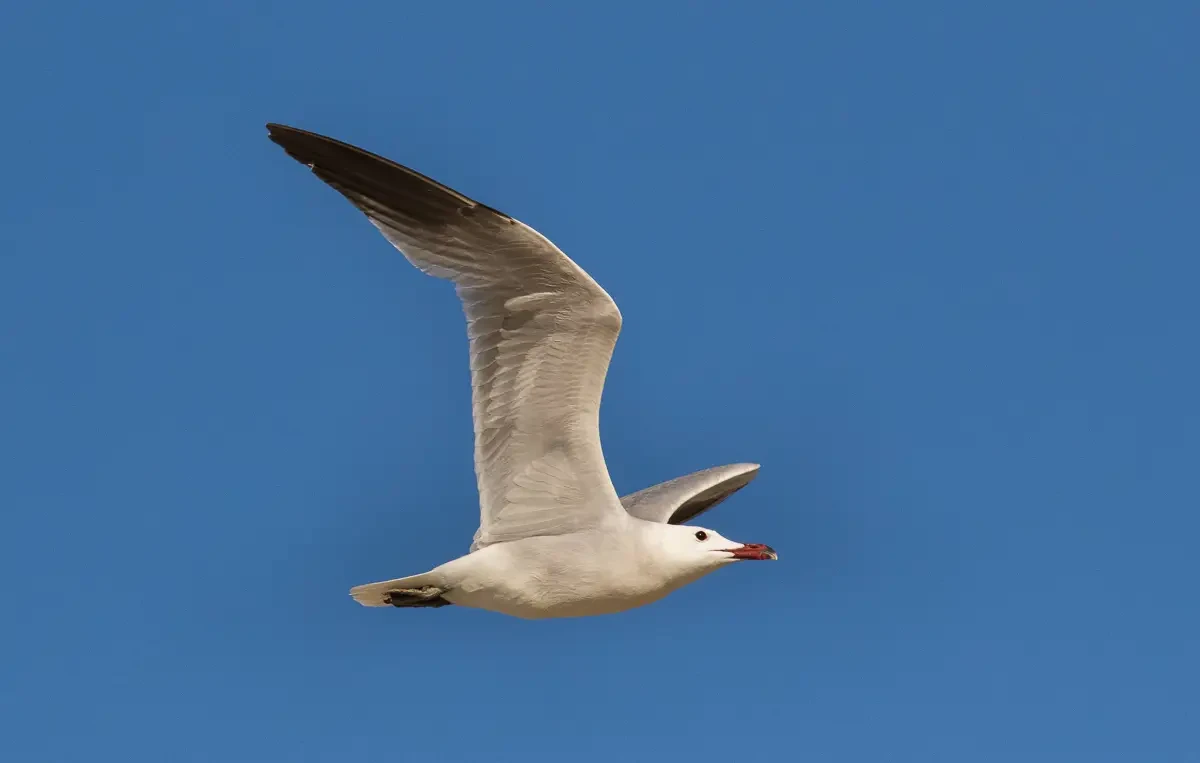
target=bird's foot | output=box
[383,587,452,608]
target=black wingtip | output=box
[264,122,290,143]
[265,122,309,144]
[263,122,344,161]
[263,122,513,224]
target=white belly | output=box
[438,534,711,619]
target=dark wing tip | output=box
[667,464,761,525]
[263,122,512,227]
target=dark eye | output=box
[694,530,708,541]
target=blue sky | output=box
[2,2,1197,760]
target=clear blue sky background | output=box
[2,2,1197,761]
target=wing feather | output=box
[621,464,760,524]
[267,124,624,549]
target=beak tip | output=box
[730,543,778,561]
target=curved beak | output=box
[727,543,778,561]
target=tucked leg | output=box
[383,587,453,608]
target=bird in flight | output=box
[266,124,776,619]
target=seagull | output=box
[266,124,777,619]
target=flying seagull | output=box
[266,124,776,619]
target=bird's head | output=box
[657,523,778,573]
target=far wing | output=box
[620,463,761,524]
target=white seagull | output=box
[267,124,777,619]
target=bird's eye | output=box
[694,531,708,541]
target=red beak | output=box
[728,543,778,561]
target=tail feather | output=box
[350,572,438,607]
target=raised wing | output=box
[621,463,760,524]
[267,124,625,549]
